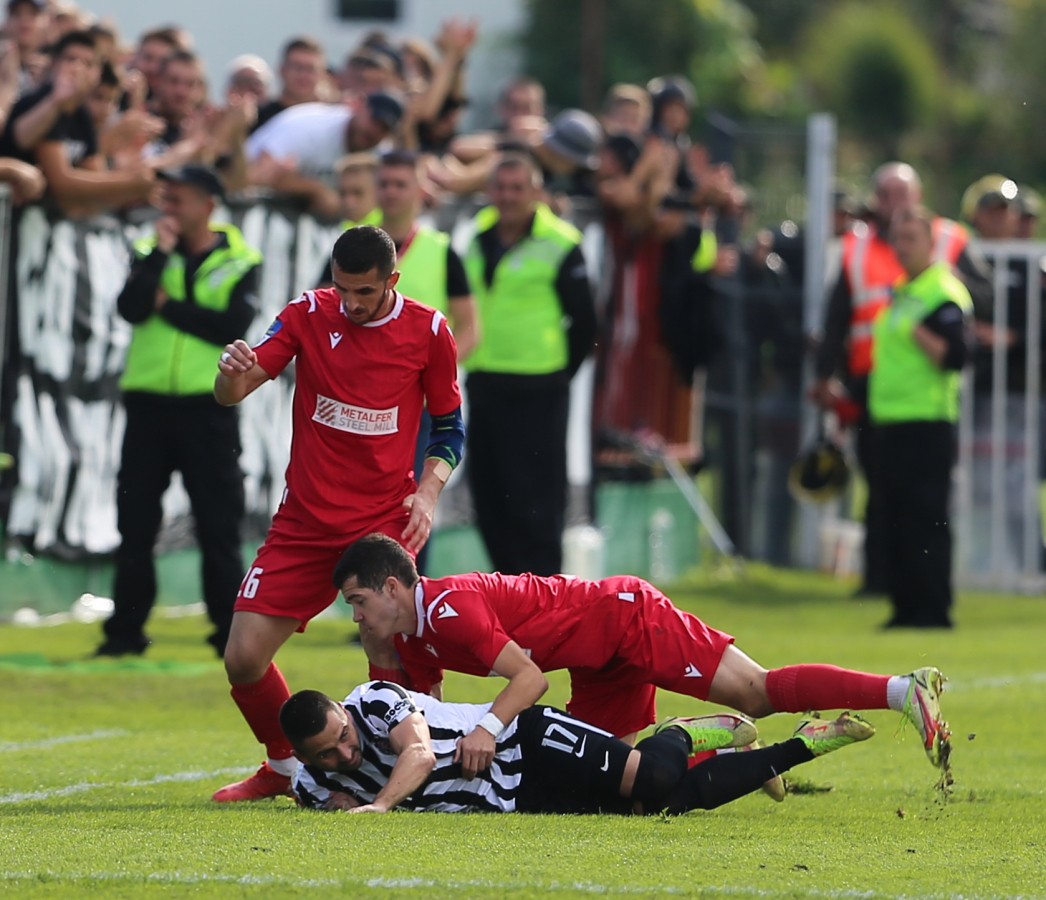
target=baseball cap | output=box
[158,164,226,201]
[365,90,405,131]
[544,109,603,171]
[960,174,1018,223]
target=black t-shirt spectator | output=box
[1,82,98,166]
[253,99,287,133]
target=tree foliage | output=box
[519,0,1044,204]
[521,0,766,116]
[801,4,939,159]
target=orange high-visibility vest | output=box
[843,217,968,376]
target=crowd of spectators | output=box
[0,0,1043,584]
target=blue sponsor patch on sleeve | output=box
[256,318,283,346]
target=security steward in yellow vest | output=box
[813,162,990,597]
[97,165,261,658]
[464,153,596,576]
[868,206,971,630]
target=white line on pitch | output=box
[951,671,1046,690]
[0,729,128,754]
[0,766,252,804]
[0,869,1025,899]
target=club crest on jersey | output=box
[312,394,399,435]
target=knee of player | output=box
[223,643,268,684]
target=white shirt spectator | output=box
[246,101,351,176]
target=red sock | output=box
[230,662,294,760]
[765,665,889,712]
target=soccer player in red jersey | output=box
[333,533,951,781]
[209,226,464,801]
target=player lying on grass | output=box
[334,534,950,781]
[279,682,875,814]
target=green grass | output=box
[2,565,1044,898]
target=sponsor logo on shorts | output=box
[600,751,610,772]
[684,663,703,678]
[312,394,398,435]
[573,736,587,757]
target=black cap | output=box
[366,90,405,131]
[158,164,226,201]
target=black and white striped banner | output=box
[5,201,341,558]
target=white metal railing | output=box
[955,240,1046,592]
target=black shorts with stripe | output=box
[513,705,633,815]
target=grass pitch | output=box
[1,564,1044,899]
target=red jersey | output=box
[253,288,460,535]
[393,573,667,690]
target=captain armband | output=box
[424,405,465,478]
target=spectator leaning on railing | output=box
[0,29,156,217]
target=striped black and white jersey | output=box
[292,681,524,812]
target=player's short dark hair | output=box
[330,225,396,279]
[280,690,342,747]
[332,533,418,592]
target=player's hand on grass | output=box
[218,339,257,375]
[454,726,496,779]
[323,791,363,811]
[401,490,435,553]
[346,802,389,814]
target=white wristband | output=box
[477,711,505,738]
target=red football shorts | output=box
[565,586,734,737]
[234,506,413,631]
